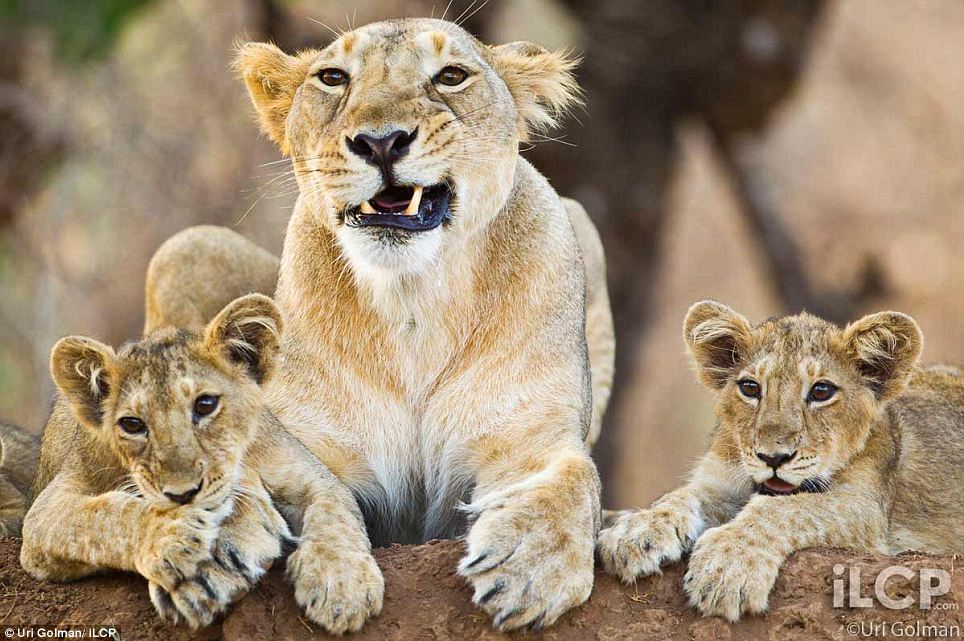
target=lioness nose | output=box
[756,451,796,469]
[346,129,417,175]
[163,481,203,505]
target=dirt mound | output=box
[0,538,960,640]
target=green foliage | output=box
[1,0,156,60]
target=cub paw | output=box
[149,576,229,630]
[597,506,699,582]
[683,524,781,622]
[287,541,384,635]
[216,485,294,587]
[136,506,220,591]
[459,502,595,632]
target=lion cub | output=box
[0,421,38,536]
[22,294,383,633]
[599,301,964,621]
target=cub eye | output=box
[435,66,469,87]
[193,395,220,418]
[808,381,837,403]
[737,379,761,399]
[317,68,349,87]
[118,416,147,435]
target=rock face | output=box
[0,538,961,640]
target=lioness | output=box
[598,301,964,621]
[145,18,614,631]
[0,421,38,536]
[22,294,382,633]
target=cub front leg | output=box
[684,485,888,621]
[597,454,750,581]
[22,476,221,590]
[0,477,27,537]
[152,476,292,628]
[460,444,600,632]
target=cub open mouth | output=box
[345,183,452,232]
[756,476,826,496]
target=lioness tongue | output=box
[763,477,797,493]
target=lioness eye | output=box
[435,66,469,87]
[318,68,349,86]
[808,381,837,403]
[193,395,220,418]
[118,416,147,435]
[737,379,761,399]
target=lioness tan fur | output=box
[0,422,38,536]
[598,301,964,621]
[22,294,382,633]
[144,18,613,631]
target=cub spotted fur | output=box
[598,301,964,621]
[0,421,38,536]
[22,294,382,633]
[144,18,614,631]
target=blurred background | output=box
[0,0,961,509]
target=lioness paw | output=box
[136,506,220,591]
[597,506,698,582]
[460,502,595,632]
[287,542,384,635]
[683,524,781,622]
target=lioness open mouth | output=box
[345,182,452,232]
[756,476,826,496]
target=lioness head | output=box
[684,301,923,496]
[50,294,282,510]
[236,18,579,274]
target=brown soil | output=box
[0,538,960,640]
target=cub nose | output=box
[346,128,418,176]
[756,450,797,469]
[163,481,203,505]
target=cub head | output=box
[50,294,282,510]
[684,301,922,496]
[236,18,579,274]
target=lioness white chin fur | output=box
[145,18,615,632]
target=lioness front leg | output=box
[684,483,888,621]
[257,429,383,635]
[459,438,600,632]
[21,475,220,590]
[598,453,751,581]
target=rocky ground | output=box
[0,538,960,640]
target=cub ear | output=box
[683,300,754,390]
[234,42,314,154]
[489,42,581,142]
[842,311,922,401]
[50,336,117,430]
[205,293,283,385]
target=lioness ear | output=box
[683,300,754,390]
[842,311,922,401]
[234,42,313,154]
[50,336,117,430]
[205,293,283,385]
[489,42,581,142]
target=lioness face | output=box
[684,301,922,496]
[237,18,579,274]
[50,295,283,510]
